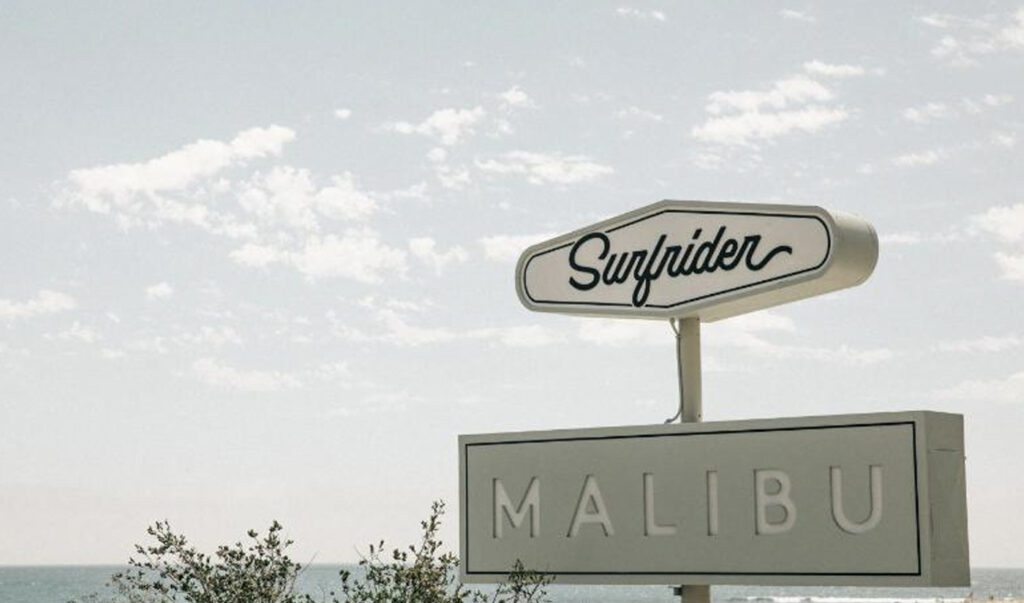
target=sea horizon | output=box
[3,566,1024,603]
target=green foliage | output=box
[71,519,314,603]
[333,501,550,603]
[72,501,549,603]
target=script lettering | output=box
[567,226,793,307]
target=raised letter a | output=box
[493,477,540,538]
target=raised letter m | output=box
[493,477,540,538]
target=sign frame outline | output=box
[518,205,833,313]
[462,420,922,578]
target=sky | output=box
[0,1,1023,569]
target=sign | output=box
[459,411,969,586]
[515,200,878,321]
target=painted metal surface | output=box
[515,200,878,321]
[459,411,969,586]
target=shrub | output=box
[72,501,548,603]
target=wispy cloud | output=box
[971,203,1024,280]
[615,106,664,122]
[45,321,100,343]
[934,335,1024,353]
[903,102,956,123]
[425,147,471,190]
[237,166,377,228]
[145,282,174,300]
[934,370,1024,402]
[59,125,294,222]
[408,237,469,276]
[478,233,557,263]
[498,86,536,109]
[921,7,1024,66]
[334,108,353,120]
[973,203,1024,243]
[691,74,848,149]
[476,151,613,185]
[879,230,964,246]
[231,229,408,283]
[333,297,564,348]
[903,94,1012,123]
[705,311,895,365]
[193,357,302,392]
[780,9,815,23]
[192,357,349,392]
[385,106,486,145]
[891,147,950,167]
[0,290,77,321]
[803,60,873,77]
[58,125,422,285]
[615,7,666,22]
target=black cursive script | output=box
[568,226,793,307]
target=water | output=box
[0,566,1020,603]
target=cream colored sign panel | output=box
[459,412,969,586]
[515,200,878,321]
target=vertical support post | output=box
[675,316,702,423]
[672,316,710,603]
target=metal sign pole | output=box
[670,316,710,603]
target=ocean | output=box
[0,566,1020,603]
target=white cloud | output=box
[891,148,949,167]
[426,147,471,189]
[879,230,964,246]
[935,335,1024,353]
[341,297,564,348]
[994,252,1024,280]
[370,307,458,346]
[967,205,1024,280]
[62,125,294,215]
[334,108,353,120]
[57,123,399,285]
[0,290,77,321]
[571,313,889,365]
[231,229,408,283]
[229,243,286,267]
[386,106,486,145]
[193,357,303,392]
[923,7,1024,65]
[577,318,668,346]
[935,370,1024,402]
[499,86,536,109]
[705,76,833,114]
[880,232,923,245]
[478,233,556,262]
[802,60,867,77]
[992,132,1018,148]
[174,325,244,347]
[476,151,613,185]
[903,95,1010,122]
[468,325,564,347]
[972,204,1024,243]
[903,102,956,123]
[966,92,1015,112]
[291,229,408,283]
[780,9,815,23]
[999,7,1024,48]
[693,106,847,147]
[237,166,377,229]
[704,311,894,365]
[615,7,666,22]
[691,74,850,148]
[46,321,100,343]
[145,282,174,300]
[616,106,664,122]
[408,237,469,275]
